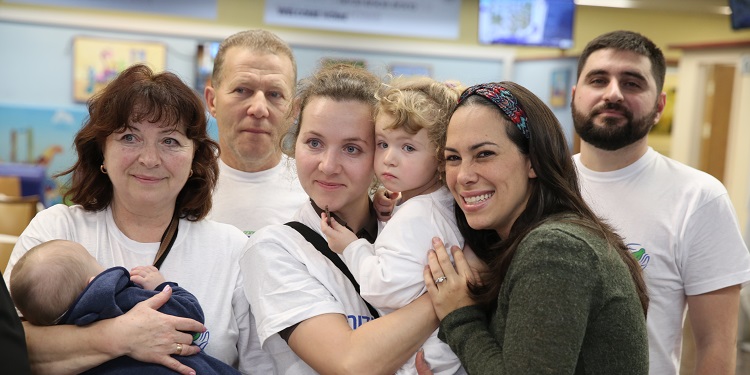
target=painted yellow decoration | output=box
[73,36,166,102]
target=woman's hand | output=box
[23,285,207,375]
[130,265,166,290]
[112,285,205,375]
[373,187,400,222]
[423,238,477,320]
[320,212,358,254]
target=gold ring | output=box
[174,343,183,355]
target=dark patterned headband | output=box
[458,83,530,139]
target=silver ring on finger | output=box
[434,276,447,284]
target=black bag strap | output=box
[285,221,380,319]
[153,212,179,270]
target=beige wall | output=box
[3,0,749,60]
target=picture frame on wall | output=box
[72,36,167,102]
[549,68,571,108]
[321,58,367,69]
[196,41,220,101]
[388,63,432,78]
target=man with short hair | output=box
[205,29,307,236]
[572,30,750,375]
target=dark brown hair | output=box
[453,82,649,316]
[577,30,666,93]
[58,64,219,220]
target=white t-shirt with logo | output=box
[574,148,750,375]
[240,203,376,374]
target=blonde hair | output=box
[10,240,101,325]
[211,29,297,88]
[375,76,461,159]
[283,63,380,157]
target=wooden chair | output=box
[0,195,39,270]
[0,236,16,273]
[0,195,38,271]
[0,195,39,237]
[0,176,21,197]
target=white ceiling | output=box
[574,0,731,15]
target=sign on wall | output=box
[7,0,217,19]
[72,36,166,102]
[264,0,461,40]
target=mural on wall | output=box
[73,36,166,102]
[0,103,88,206]
[0,103,219,207]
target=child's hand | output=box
[461,243,489,286]
[130,265,167,290]
[320,212,358,254]
[373,187,400,222]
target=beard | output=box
[572,101,659,151]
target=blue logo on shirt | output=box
[192,330,210,350]
[347,315,375,329]
[627,243,650,270]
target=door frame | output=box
[672,46,750,231]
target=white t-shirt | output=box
[342,186,464,375]
[574,148,750,375]
[208,156,308,236]
[4,204,274,375]
[240,203,376,375]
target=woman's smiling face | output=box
[103,121,194,213]
[444,104,536,239]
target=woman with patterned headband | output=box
[421,82,649,374]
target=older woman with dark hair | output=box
[4,64,272,375]
[422,82,649,375]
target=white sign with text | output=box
[265,0,461,40]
